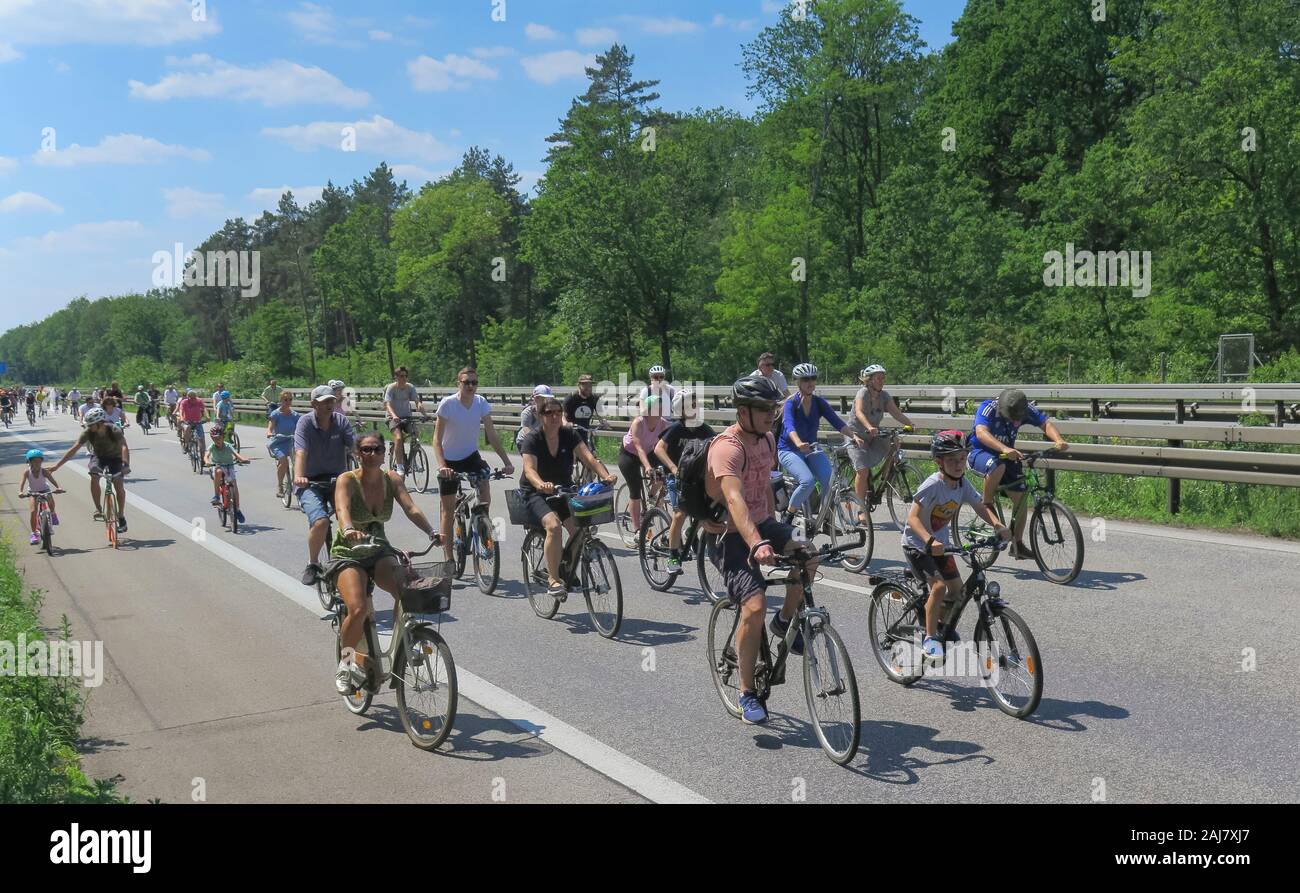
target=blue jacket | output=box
[779,393,847,452]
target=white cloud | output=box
[5,220,144,255]
[712,14,758,31]
[287,2,334,39]
[407,54,497,91]
[0,0,219,48]
[31,134,211,167]
[521,50,596,86]
[0,156,17,174]
[623,16,700,36]
[471,46,514,58]
[248,186,325,210]
[761,1,785,13]
[391,164,445,186]
[576,27,618,46]
[526,23,559,41]
[129,56,370,107]
[262,115,456,163]
[0,41,21,62]
[368,30,393,41]
[0,192,62,214]
[163,187,224,219]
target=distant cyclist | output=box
[652,389,717,572]
[294,385,357,585]
[383,366,424,476]
[637,366,676,419]
[563,373,607,448]
[847,364,913,523]
[266,391,300,498]
[777,363,863,525]
[516,384,552,449]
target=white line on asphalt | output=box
[6,424,711,805]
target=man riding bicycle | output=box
[968,388,1070,560]
[48,407,132,533]
[516,384,551,449]
[294,385,357,585]
[383,365,424,477]
[331,430,440,694]
[563,373,607,447]
[178,388,209,454]
[133,384,152,428]
[652,389,717,572]
[847,364,914,523]
[432,367,513,566]
[706,375,820,726]
[519,396,617,599]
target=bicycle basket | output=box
[505,489,532,526]
[569,491,614,527]
[400,564,453,613]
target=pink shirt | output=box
[706,424,775,535]
[622,416,667,456]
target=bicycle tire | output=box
[832,489,874,573]
[866,581,924,685]
[410,444,430,494]
[696,531,726,604]
[637,508,677,591]
[613,482,638,548]
[955,501,1003,570]
[803,621,860,764]
[281,480,293,509]
[885,462,918,529]
[41,515,52,554]
[218,501,228,529]
[706,598,744,717]
[395,626,458,750]
[335,634,373,715]
[974,606,1043,718]
[231,431,241,452]
[230,491,239,534]
[581,540,623,638]
[472,513,500,595]
[1030,499,1084,584]
[317,573,334,612]
[104,492,119,549]
[521,529,561,619]
[453,515,469,579]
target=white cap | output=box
[532,385,553,397]
[311,385,336,403]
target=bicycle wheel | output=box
[281,478,293,509]
[317,573,334,612]
[867,582,924,685]
[696,531,727,604]
[452,515,469,579]
[581,539,623,638]
[395,626,458,750]
[637,508,677,592]
[803,621,860,764]
[231,430,241,451]
[520,529,560,619]
[230,492,239,534]
[472,514,500,595]
[613,483,638,548]
[335,634,372,715]
[1030,499,1083,584]
[974,606,1043,718]
[706,598,743,718]
[832,489,874,573]
[884,462,918,528]
[955,500,1003,570]
[41,515,53,554]
[104,493,119,549]
[409,445,430,494]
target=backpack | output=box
[677,430,774,522]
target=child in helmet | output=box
[19,450,63,544]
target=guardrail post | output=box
[1277,400,1286,427]
[1169,399,1184,514]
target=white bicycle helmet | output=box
[82,407,107,426]
[792,362,819,380]
[328,379,345,390]
[860,364,886,380]
[672,389,704,426]
[648,365,666,377]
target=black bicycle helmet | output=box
[732,374,783,410]
[997,388,1030,422]
[930,429,968,458]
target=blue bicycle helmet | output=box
[578,481,611,497]
[220,390,231,399]
[25,449,43,461]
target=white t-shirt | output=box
[164,388,179,405]
[901,472,983,552]
[437,394,492,461]
[751,368,790,394]
[636,383,677,418]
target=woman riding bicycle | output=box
[848,364,914,523]
[519,397,617,598]
[777,363,864,525]
[617,394,670,535]
[266,390,300,498]
[330,431,440,695]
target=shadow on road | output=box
[851,718,992,784]
[119,538,176,551]
[610,616,696,646]
[984,564,1147,591]
[350,703,552,763]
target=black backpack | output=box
[677,431,773,522]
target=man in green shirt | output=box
[261,379,279,418]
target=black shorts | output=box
[522,489,571,525]
[439,452,490,496]
[709,517,798,606]
[88,456,125,478]
[617,447,664,501]
[903,547,960,582]
[325,548,399,582]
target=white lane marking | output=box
[5,425,710,804]
[1090,517,1300,555]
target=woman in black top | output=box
[520,397,617,598]
[651,389,720,571]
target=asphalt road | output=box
[3,410,1297,803]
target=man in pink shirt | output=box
[178,388,210,455]
[705,375,820,726]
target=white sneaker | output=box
[334,654,367,694]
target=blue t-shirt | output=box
[270,409,300,439]
[970,399,1049,452]
[217,398,234,421]
[779,393,847,452]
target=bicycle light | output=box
[986,581,1001,598]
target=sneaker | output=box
[51,514,59,526]
[92,511,105,521]
[547,580,568,602]
[116,516,127,533]
[922,636,944,660]
[769,611,805,656]
[739,691,769,725]
[334,656,367,695]
[276,485,284,498]
[210,496,221,506]
[29,532,40,545]
[235,509,245,524]
[666,552,682,573]
[301,563,322,586]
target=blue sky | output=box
[0,0,964,331]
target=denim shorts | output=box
[298,482,335,526]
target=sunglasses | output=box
[461,379,478,386]
[358,445,384,454]
[543,409,562,416]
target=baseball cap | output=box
[532,385,553,397]
[311,385,336,403]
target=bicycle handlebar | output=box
[442,469,511,482]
